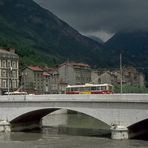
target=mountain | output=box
[88,36,104,44]
[0,0,102,67]
[102,31,148,68]
[1,0,148,71]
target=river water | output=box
[0,111,148,148]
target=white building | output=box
[0,49,19,94]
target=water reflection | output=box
[0,132,43,141]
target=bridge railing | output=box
[0,94,148,103]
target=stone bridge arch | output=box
[9,107,111,132]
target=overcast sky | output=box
[34,0,148,41]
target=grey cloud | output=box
[34,0,148,33]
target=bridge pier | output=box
[0,120,11,132]
[111,124,128,140]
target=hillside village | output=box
[0,48,146,95]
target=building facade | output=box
[0,49,19,94]
[21,66,47,94]
[58,61,91,85]
[43,67,59,94]
[91,67,145,87]
[21,62,92,94]
[122,67,145,86]
[21,66,67,94]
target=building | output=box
[91,70,114,84]
[21,66,67,94]
[22,61,92,94]
[42,67,59,94]
[122,67,145,86]
[58,61,91,85]
[0,48,19,94]
[21,66,47,94]
[91,67,145,87]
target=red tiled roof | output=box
[40,67,58,74]
[28,66,43,72]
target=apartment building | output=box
[21,66,47,94]
[91,67,145,87]
[42,67,59,94]
[0,48,19,94]
[58,61,91,85]
[21,66,66,94]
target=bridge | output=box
[0,94,148,140]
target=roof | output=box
[59,61,90,68]
[42,72,50,76]
[0,48,18,58]
[73,62,90,67]
[0,49,10,54]
[41,67,58,74]
[28,66,43,72]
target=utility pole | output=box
[120,53,123,94]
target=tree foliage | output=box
[114,84,148,93]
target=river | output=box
[0,110,148,148]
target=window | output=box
[2,60,6,68]
[12,71,16,78]
[80,87,84,91]
[85,87,90,91]
[91,86,97,90]
[96,86,101,90]
[2,80,6,88]
[12,61,17,68]
[74,87,79,91]
[12,80,16,88]
[108,85,113,91]
[2,70,6,77]
[101,86,106,91]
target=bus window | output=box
[96,86,101,90]
[108,85,113,91]
[101,86,106,90]
[74,87,79,91]
[80,87,84,91]
[85,87,90,91]
[91,86,97,90]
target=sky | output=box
[34,0,148,41]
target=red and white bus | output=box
[65,83,113,94]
